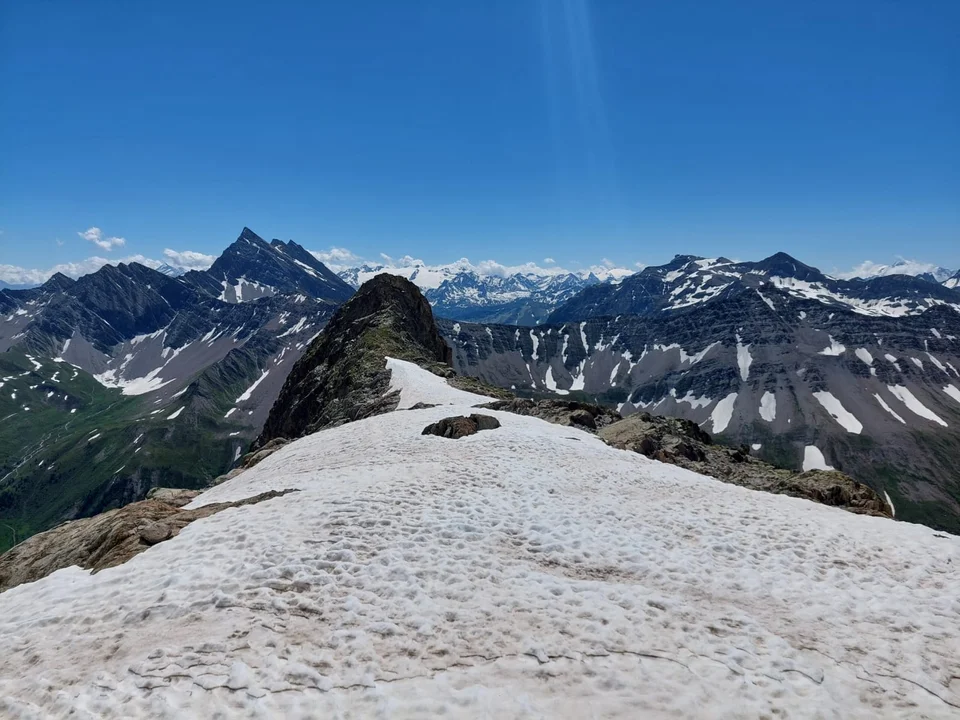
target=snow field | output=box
[0,364,958,717]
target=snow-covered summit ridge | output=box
[1,362,958,716]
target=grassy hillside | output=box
[0,350,263,552]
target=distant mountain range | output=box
[336,259,632,325]
[334,256,960,326]
[2,229,960,549]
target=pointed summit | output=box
[201,228,354,304]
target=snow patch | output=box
[818,336,846,356]
[802,446,834,471]
[873,394,906,424]
[235,370,270,404]
[887,385,948,427]
[812,391,862,434]
[758,392,776,422]
[709,393,738,433]
[386,357,492,409]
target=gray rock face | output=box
[421,414,502,439]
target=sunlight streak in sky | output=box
[538,0,623,225]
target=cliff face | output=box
[256,274,453,446]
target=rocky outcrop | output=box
[478,398,621,433]
[422,414,501,439]
[0,489,298,593]
[256,274,454,446]
[599,414,891,518]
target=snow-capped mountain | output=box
[945,270,960,290]
[443,252,960,534]
[838,259,956,283]
[549,252,960,322]
[0,355,957,717]
[337,258,632,325]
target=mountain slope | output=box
[0,228,350,549]
[0,368,956,717]
[442,284,960,532]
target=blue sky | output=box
[1,0,957,282]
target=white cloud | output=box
[543,257,555,264]
[0,255,164,286]
[163,248,216,271]
[308,247,363,272]
[634,261,647,269]
[56,239,64,247]
[79,227,126,251]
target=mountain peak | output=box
[41,272,75,292]
[238,227,266,244]
[753,252,825,282]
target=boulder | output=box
[422,414,501,439]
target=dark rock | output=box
[569,409,597,430]
[422,414,501,439]
[408,402,439,410]
[472,414,502,431]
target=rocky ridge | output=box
[256,274,453,446]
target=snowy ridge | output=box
[1,396,958,717]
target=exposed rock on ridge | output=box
[256,274,453,446]
[599,413,891,517]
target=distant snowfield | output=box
[0,368,959,717]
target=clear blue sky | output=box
[1,0,957,277]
